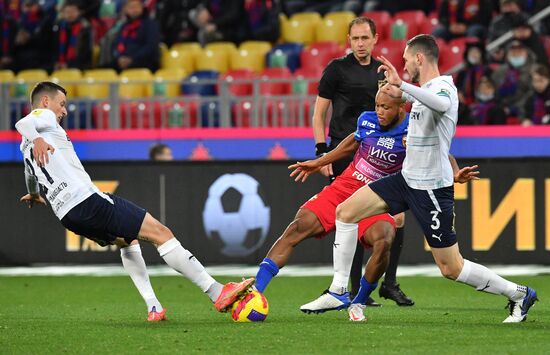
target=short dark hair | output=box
[531,64,550,79]
[30,81,67,106]
[348,17,376,36]
[149,143,170,160]
[406,34,439,62]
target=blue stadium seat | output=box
[265,43,304,72]
[182,70,220,96]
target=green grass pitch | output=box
[0,275,548,354]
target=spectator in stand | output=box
[488,0,528,41]
[522,64,550,125]
[155,0,202,46]
[111,0,160,72]
[189,0,245,46]
[12,0,55,72]
[243,0,281,43]
[0,7,16,70]
[149,143,174,160]
[456,41,493,124]
[53,1,93,71]
[467,76,507,125]
[432,0,493,41]
[510,15,548,65]
[491,40,534,119]
[280,0,343,16]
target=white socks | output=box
[456,259,526,301]
[329,220,359,294]
[157,238,222,301]
[120,244,162,312]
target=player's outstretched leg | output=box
[118,240,166,322]
[255,208,325,293]
[432,245,538,323]
[138,213,255,312]
[347,220,395,321]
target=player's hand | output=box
[288,160,323,182]
[454,165,480,184]
[377,55,402,87]
[32,137,55,167]
[319,163,333,177]
[380,83,403,99]
[20,194,46,208]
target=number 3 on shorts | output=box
[430,210,440,230]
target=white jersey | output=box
[401,75,458,190]
[18,109,106,219]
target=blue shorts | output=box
[61,193,146,247]
[368,172,457,248]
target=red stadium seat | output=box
[220,69,256,96]
[361,11,391,40]
[439,42,464,74]
[420,11,440,35]
[392,10,426,38]
[372,40,406,72]
[300,41,345,70]
[294,66,322,95]
[260,67,292,95]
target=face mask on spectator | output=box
[508,55,526,68]
[476,92,494,102]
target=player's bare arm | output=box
[312,96,334,176]
[289,133,359,182]
[449,155,480,183]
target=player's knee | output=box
[335,203,356,223]
[438,263,461,280]
[394,213,405,228]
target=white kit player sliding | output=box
[16,82,254,321]
[304,35,537,323]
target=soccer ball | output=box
[202,173,271,257]
[231,290,269,322]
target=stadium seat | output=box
[119,68,154,98]
[230,49,266,73]
[119,101,163,128]
[0,70,15,97]
[154,68,186,97]
[79,69,118,99]
[205,42,238,57]
[361,11,392,40]
[439,42,464,74]
[282,18,316,45]
[239,41,272,57]
[372,40,406,71]
[324,11,355,25]
[50,68,82,98]
[293,67,322,95]
[392,10,426,38]
[15,69,49,97]
[420,11,440,36]
[300,41,344,70]
[164,100,199,127]
[259,67,292,95]
[161,47,195,73]
[182,70,220,96]
[315,18,349,45]
[171,42,202,55]
[266,43,304,72]
[290,12,322,26]
[220,69,256,96]
[195,49,229,73]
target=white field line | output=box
[0,264,549,277]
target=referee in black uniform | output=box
[312,17,413,306]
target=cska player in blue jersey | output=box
[254,90,477,321]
